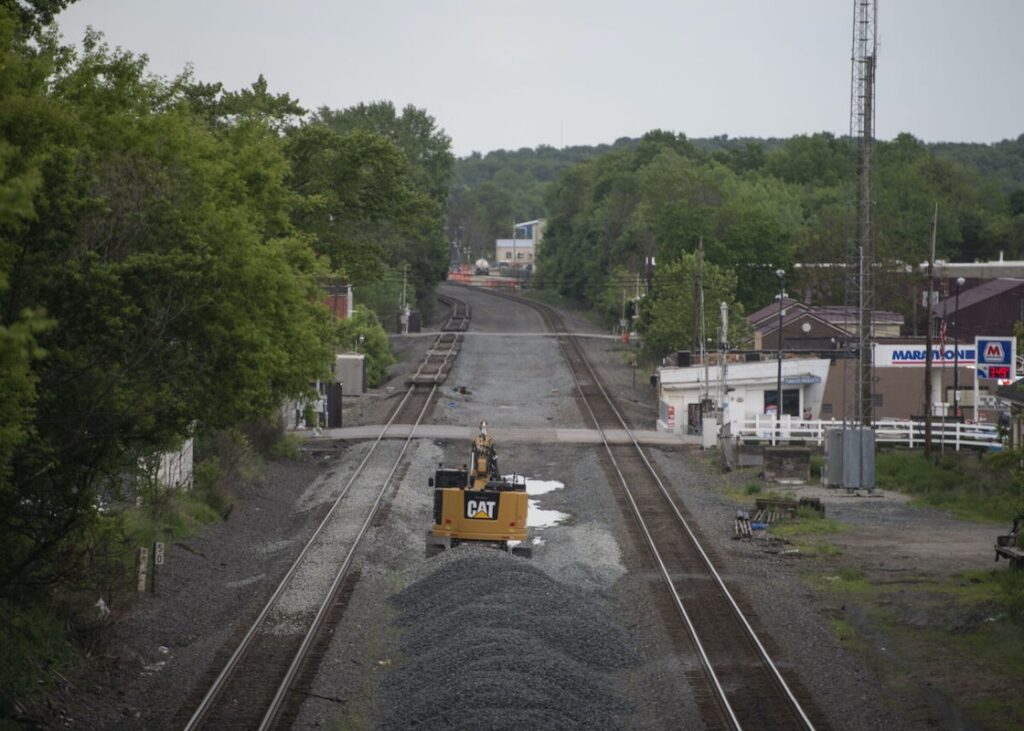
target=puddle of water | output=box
[504,475,570,528]
[528,501,569,528]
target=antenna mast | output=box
[848,0,878,426]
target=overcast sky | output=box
[56,1,1023,157]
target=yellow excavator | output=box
[426,421,532,558]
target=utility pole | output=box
[401,264,409,335]
[924,204,937,457]
[511,219,517,285]
[718,301,729,424]
[692,238,703,356]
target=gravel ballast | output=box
[377,548,636,730]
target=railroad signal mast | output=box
[848,0,878,427]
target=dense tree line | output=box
[448,130,1023,360]
[523,130,1023,359]
[931,135,1024,194]
[0,5,452,704]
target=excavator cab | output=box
[426,421,532,558]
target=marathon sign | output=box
[874,344,976,367]
[975,337,1016,380]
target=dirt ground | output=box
[24,284,1022,730]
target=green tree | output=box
[536,135,799,313]
[638,253,747,360]
[295,103,453,319]
[0,27,334,598]
[335,306,394,386]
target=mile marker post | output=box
[153,541,165,594]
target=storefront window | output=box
[764,389,800,417]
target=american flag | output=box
[938,319,947,360]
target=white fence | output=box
[732,416,1002,451]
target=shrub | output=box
[269,433,302,460]
[0,601,78,717]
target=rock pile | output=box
[377,548,635,730]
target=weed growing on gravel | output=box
[743,482,762,495]
[771,506,843,537]
[813,566,875,596]
[816,542,843,556]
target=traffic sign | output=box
[975,336,1016,380]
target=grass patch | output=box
[810,454,824,479]
[829,617,858,643]
[772,507,845,557]
[121,489,221,548]
[743,482,762,495]
[812,565,876,596]
[770,506,844,539]
[790,540,843,557]
[956,569,1024,619]
[807,564,1024,730]
[875,449,1024,523]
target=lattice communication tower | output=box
[846,0,878,426]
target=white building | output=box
[495,219,544,269]
[657,358,832,435]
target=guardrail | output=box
[732,416,1003,451]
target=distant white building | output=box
[495,219,544,269]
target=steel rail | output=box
[566,333,814,731]
[183,382,427,730]
[465,285,815,730]
[258,385,436,729]
[560,338,743,729]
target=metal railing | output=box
[732,416,1002,451]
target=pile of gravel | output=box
[377,548,636,730]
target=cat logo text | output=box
[465,497,498,520]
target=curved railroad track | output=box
[181,296,469,730]
[463,284,822,731]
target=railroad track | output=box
[404,331,462,388]
[181,296,470,730]
[438,293,470,331]
[467,285,822,731]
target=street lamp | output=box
[775,268,786,439]
[953,276,965,418]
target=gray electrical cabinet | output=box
[333,354,367,394]
[823,427,876,490]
